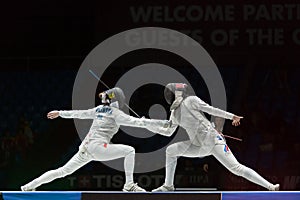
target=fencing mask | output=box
[164,83,190,105]
[99,87,125,108]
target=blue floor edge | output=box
[1,191,300,200]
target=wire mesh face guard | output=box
[164,83,189,105]
[99,87,126,108]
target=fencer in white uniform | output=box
[149,83,279,191]
[21,87,166,192]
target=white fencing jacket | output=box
[59,105,168,149]
[148,96,235,153]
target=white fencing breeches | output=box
[23,142,135,190]
[164,140,273,189]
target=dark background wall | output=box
[0,0,299,191]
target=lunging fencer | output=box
[21,87,165,192]
[148,83,279,192]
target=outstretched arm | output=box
[191,97,243,126]
[114,109,164,128]
[114,110,149,128]
[145,119,178,137]
[114,109,177,136]
[47,108,96,120]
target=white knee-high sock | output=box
[165,155,177,186]
[212,144,274,190]
[240,165,273,189]
[23,151,90,190]
[124,150,135,185]
[24,168,64,190]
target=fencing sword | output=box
[89,69,141,118]
[90,69,243,141]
